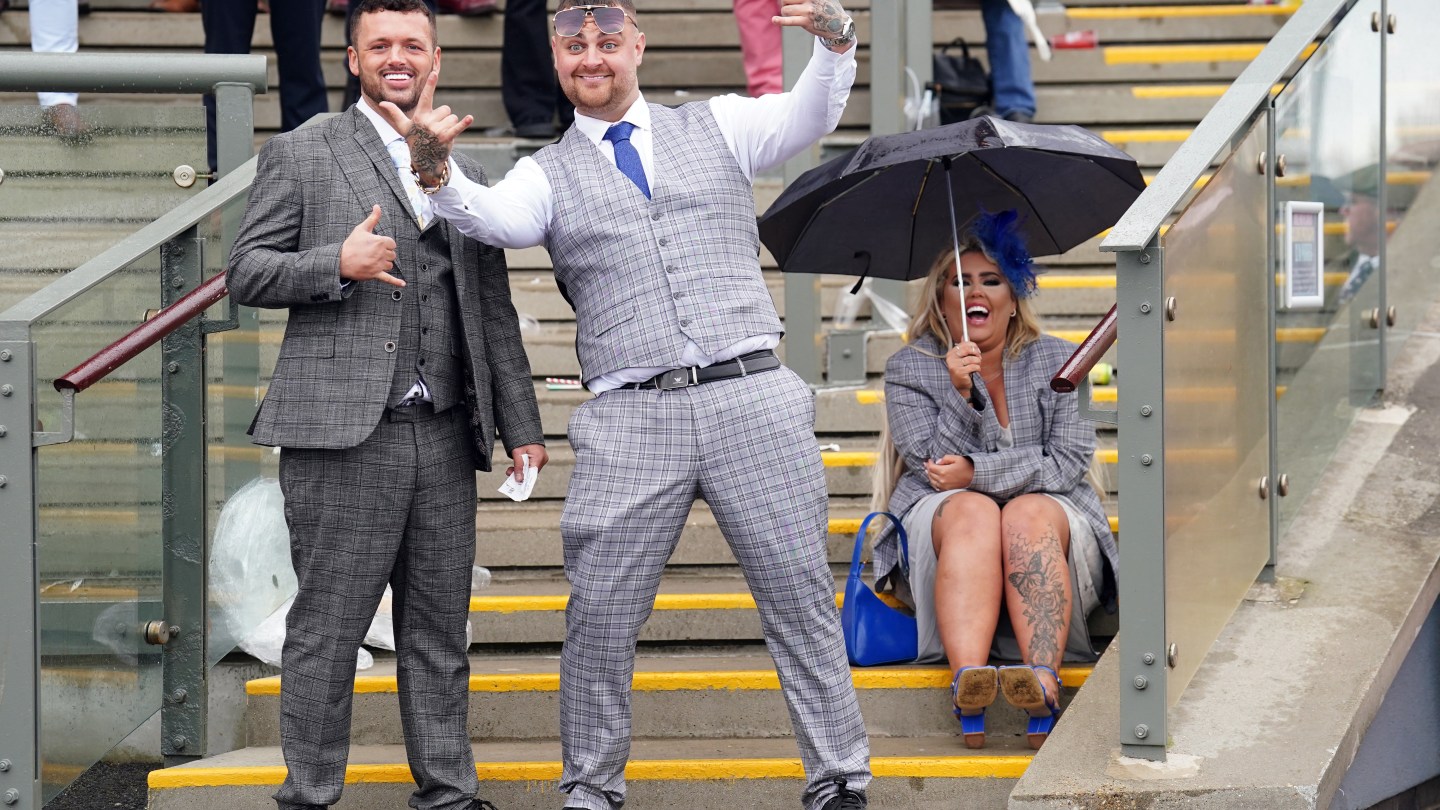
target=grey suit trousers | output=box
[557,367,872,810]
[274,405,479,810]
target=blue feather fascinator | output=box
[969,210,1038,299]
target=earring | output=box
[1010,310,1017,318]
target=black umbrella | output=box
[758,116,1147,283]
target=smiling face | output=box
[551,4,644,121]
[941,250,1016,352]
[349,9,439,116]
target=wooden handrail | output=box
[55,272,229,394]
[1050,303,1116,394]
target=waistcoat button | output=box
[658,238,669,246]
[383,341,397,353]
[651,212,661,221]
[391,290,403,301]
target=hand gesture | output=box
[339,205,403,287]
[507,444,549,483]
[773,0,852,47]
[376,69,473,181]
[925,454,974,492]
[945,341,981,397]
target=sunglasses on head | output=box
[553,4,634,36]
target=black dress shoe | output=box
[467,799,500,810]
[820,777,866,810]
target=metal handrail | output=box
[1101,0,1355,252]
[1051,304,1117,394]
[55,273,230,394]
[0,52,266,95]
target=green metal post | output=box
[1116,239,1168,761]
[866,0,909,312]
[214,82,260,496]
[783,25,824,384]
[0,335,41,809]
[160,229,209,766]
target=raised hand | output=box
[773,0,852,47]
[339,205,403,287]
[377,69,473,181]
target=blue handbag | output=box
[841,512,918,666]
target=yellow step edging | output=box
[823,449,1120,467]
[148,754,1034,789]
[1069,3,1299,20]
[1104,42,1315,66]
[246,665,1095,696]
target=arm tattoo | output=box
[1006,526,1066,669]
[407,125,448,176]
[811,0,845,35]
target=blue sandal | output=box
[998,664,1062,749]
[951,665,998,749]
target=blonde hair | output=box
[869,242,1044,514]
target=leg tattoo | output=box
[1006,526,1065,668]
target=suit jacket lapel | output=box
[330,106,417,233]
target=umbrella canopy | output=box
[759,116,1146,281]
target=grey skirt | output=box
[893,488,1105,664]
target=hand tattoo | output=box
[1006,526,1066,669]
[811,0,845,35]
[407,124,448,176]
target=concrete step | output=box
[462,567,1116,645]
[241,650,1095,745]
[146,737,1025,809]
[31,435,1123,507]
[471,498,1118,569]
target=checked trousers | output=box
[557,367,872,810]
[273,405,479,810]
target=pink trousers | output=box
[734,0,783,97]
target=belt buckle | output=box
[657,367,694,390]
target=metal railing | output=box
[1099,0,1440,760]
[0,54,263,808]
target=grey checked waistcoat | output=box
[532,102,783,382]
[385,222,464,413]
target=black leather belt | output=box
[622,350,781,391]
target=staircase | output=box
[0,0,1305,807]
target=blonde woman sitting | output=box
[872,211,1118,749]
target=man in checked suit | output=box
[378,1,871,808]
[227,1,546,807]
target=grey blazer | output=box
[227,106,543,470]
[880,333,1119,608]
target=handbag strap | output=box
[851,511,910,581]
[939,37,973,59]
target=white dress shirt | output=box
[430,39,857,393]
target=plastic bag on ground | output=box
[208,477,296,668]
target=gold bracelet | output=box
[411,162,450,195]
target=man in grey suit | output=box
[227,1,546,808]
[379,1,870,808]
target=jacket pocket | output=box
[584,297,636,338]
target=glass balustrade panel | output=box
[0,105,206,313]
[30,259,166,802]
[1382,0,1440,362]
[1272,0,1384,534]
[1160,112,1273,706]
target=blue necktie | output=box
[603,121,650,199]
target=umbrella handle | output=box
[969,373,988,412]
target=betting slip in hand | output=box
[497,453,539,502]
